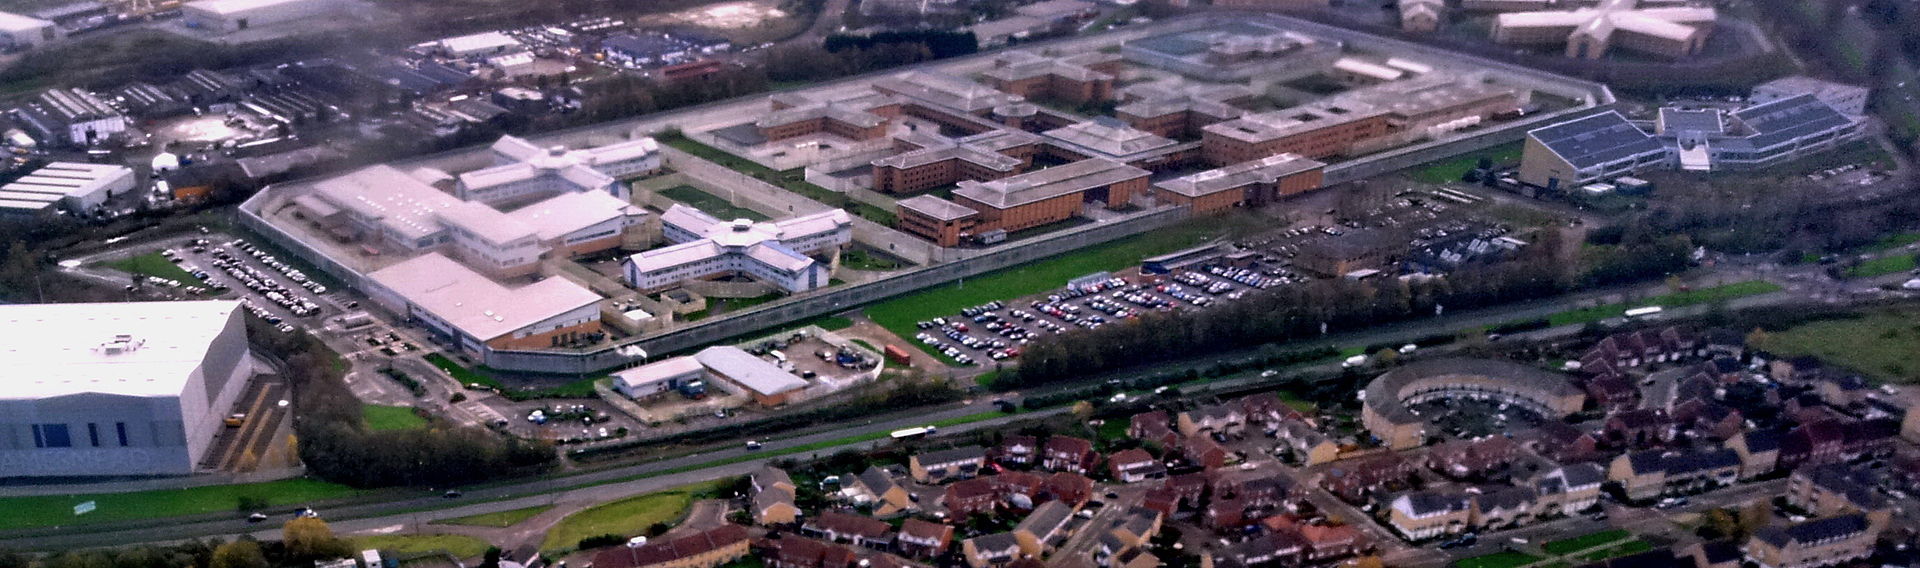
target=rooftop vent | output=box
[97,334,145,355]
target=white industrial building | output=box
[181,0,341,34]
[614,346,808,406]
[0,11,60,49]
[0,162,135,215]
[621,205,850,293]
[364,253,604,356]
[0,301,251,478]
[455,135,661,208]
[435,31,524,59]
[296,162,648,277]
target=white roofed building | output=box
[0,162,135,215]
[0,11,60,49]
[435,31,524,59]
[0,301,251,477]
[365,253,604,355]
[181,0,343,34]
[456,135,661,208]
[622,205,850,294]
[694,346,808,406]
[1491,0,1715,59]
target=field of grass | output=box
[864,220,1233,362]
[0,478,359,531]
[658,185,768,221]
[841,248,909,271]
[434,505,554,528]
[1546,280,1783,326]
[1454,551,1541,568]
[352,534,493,558]
[100,252,199,283]
[1753,309,1920,383]
[363,405,429,431]
[1543,529,1630,555]
[1846,254,1916,277]
[1407,142,1524,184]
[541,480,729,554]
[1575,539,1653,562]
[1865,232,1920,252]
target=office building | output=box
[1517,111,1668,188]
[0,301,250,477]
[622,205,850,293]
[1653,94,1863,171]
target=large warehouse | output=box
[0,301,252,478]
[181,0,340,34]
[0,162,136,215]
[0,11,60,49]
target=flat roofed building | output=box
[622,205,850,293]
[458,135,659,208]
[509,190,650,257]
[1153,153,1325,214]
[895,195,981,247]
[182,0,342,34]
[366,253,603,355]
[612,356,706,399]
[436,31,523,59]
[0,162,135,215]
[17,88,126,147]
[953,158,1148,233]
[1491,0,1715,59]
[1116,82,1252,139]
[0,301,250,477]
[1752,76,1869,116]
[1518,110,1669,188]
[694,346,808,406]
[0,11,60,48]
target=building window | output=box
[88,423,100,447]
[32,424,72,448]
[117,422,130,446]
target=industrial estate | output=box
[0,1,1918,568]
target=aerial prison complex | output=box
[0,301,252,478]
[244,14,1604,372]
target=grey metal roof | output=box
[1755,514,1868,548]
[1527,111,1665,170]
[1732,94,1855,150]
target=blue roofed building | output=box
[1518,110,1668,189]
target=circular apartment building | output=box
[1361,358,1586,450]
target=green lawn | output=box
[1753,309,1920,383]
[1543,529,1630,555]
[364,405,429,431]
[1547,280,1784,326]
[1407,142,1523,184]
[864,220,1233,362]
[100,252,198,283]
[1454,551,1541,568]
[0,478,359,531]
[353,534,493,558]
[541,481,719,554]
[658,185,768,221]
[1576,540,1653,562]
[434,505,555,528]
[1846,254,1916,277]
[1865,232,1920,252]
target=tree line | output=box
[1002,226,1692,387]
[252,318,556,488]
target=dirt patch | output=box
[644,0,789,29]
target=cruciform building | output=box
[1491,0,1715,59]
